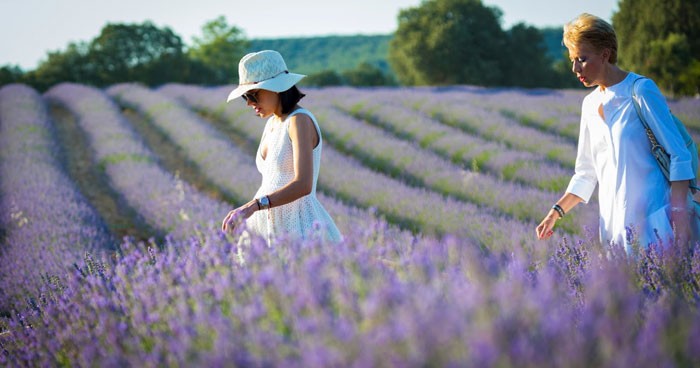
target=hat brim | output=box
[226,72,306,102]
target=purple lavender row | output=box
[484,88,700,147]
[669,98,700,130]
[160,84,563,248]
[0,84,112,311]
[44,83,229,240]
[310,103,573,225]
[469,88,700,151]
[474,88,585,142]
[667,98,700,146]
[303,93,595,231]
[323,90,573,192]
[110,83,386,234]
[107,83,260,200]
[3,226,698,366]
[386,86,579,168]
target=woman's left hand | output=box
[221,200,258,232]
[671,206,691,245]
[669,181,692,245]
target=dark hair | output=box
[279,85,306,114]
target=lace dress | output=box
[244,108,342,245]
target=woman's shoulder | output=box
[628,73,668,105]
[287,107,317,124]
[628,72,660,93]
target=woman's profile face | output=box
[566,42,609,88]
[244,89,281,118]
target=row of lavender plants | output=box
[473,86,700,150]
[667,98,700,147]
[473,88,584,142]
[671,98,700,132]
[0,84,113,312]
[326,89,573,192]
[379,85,700,181]
[159,84,555,248]
[44,83,229,240]
[392,86,579,168]
[3,222,699,366]
[308,102,583,228]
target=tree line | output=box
[1,0,697,95]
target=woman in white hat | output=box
[221,50,342,244]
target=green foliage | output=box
[0,65,23,86]
[341,62,395,86]
[389,0,506,86]
[303,70,344,87]
[187,16,249,84]
[613,0,700,96]
[23,42,94,91]
[539,27,568,61]
[502,23,557,88]
[303,63,395,87]
[388,0,573,88]
[550,52,584,89]
[250,35,393,76]
[20,22,193,90]
[89,22,187,86]
[17,21,235,90]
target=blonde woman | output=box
[221,50,342,245]
[536,14,695,251]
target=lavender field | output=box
[1,82,700,367]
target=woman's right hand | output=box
[222,208,244,232]
[221,200,259,232]
[536,211,560,240]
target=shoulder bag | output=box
[631,77,700,194]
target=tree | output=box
[0,65,24,87]
[613,0,700,96]
[23,42,94,91]
[88,21,187,86]
[501,23,557,88]
[28,21,192,88]
[389,0,507,86]
[303,70,344,87]
[188,16,249,84]
[550,52,584,89]
[342,62,394,86]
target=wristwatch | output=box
[256,195,270,210]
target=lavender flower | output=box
[0,84,112,311]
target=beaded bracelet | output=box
[552,204,566,218]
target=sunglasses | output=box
[241,90,260,104]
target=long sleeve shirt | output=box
[566,72,695,251]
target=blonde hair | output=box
[563,13,618,64]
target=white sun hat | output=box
[226,50,306,102]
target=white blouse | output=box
[566,72,695,251]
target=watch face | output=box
[259,196,270,208]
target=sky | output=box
[0,0,618,70]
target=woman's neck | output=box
[273,105,300,121]
[599,65,628,91]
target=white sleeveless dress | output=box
[244,108,342,245]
